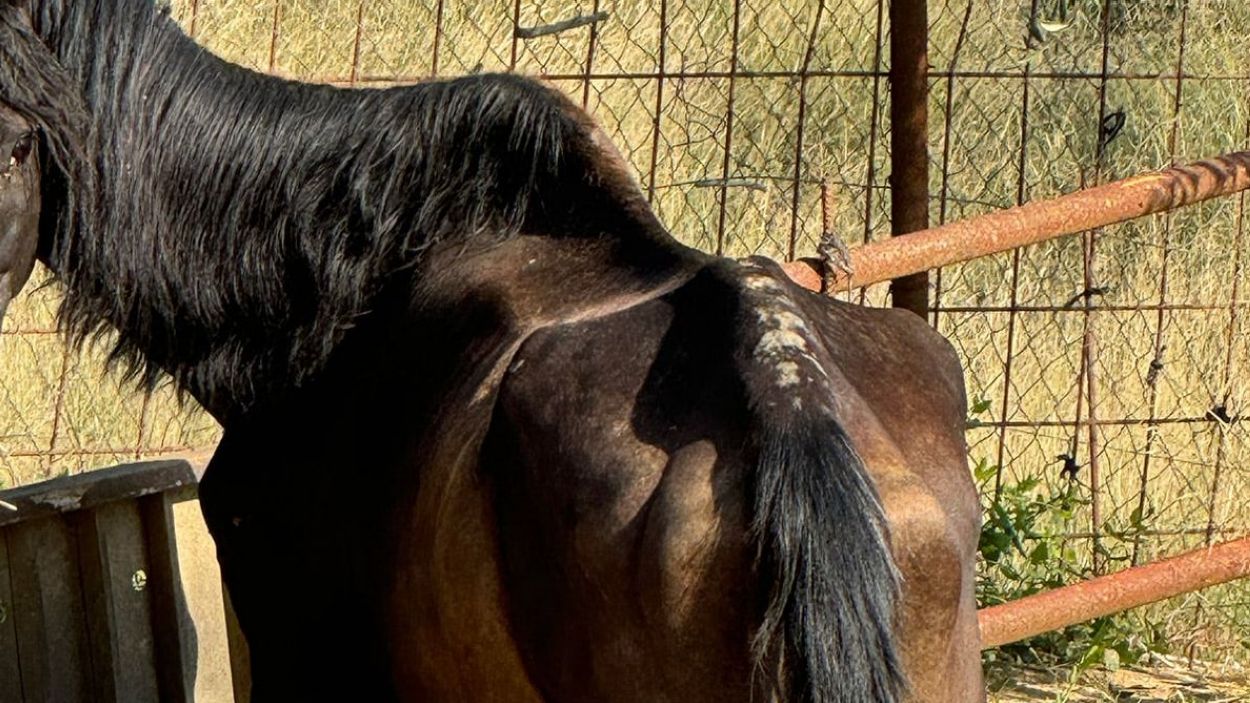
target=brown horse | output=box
[0,1,984,701]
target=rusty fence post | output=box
[888,0,930,316]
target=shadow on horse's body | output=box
[0,1,984,700]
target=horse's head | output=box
[0,102,40,329]
[0,5,94,332]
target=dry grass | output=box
[987,656,1250,702]
[3,0,1250,669]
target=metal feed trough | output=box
[0,460,251,703]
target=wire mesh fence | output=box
[925,0,1250,663]
[2,0,1249,663]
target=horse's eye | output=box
[9,133,33,169]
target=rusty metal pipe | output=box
[782,150,1250,292]
[978,536,1250,649]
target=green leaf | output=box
[1077,644,1105,671]
[973,458,998,483]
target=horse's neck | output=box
[31,0,345,419]
[39,0,298,191]
[31,0,688,423]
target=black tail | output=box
[751,419,903,702]
[735,261,903,703]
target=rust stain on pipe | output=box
[978,536,1250,649]
[782,258,823,292]
[783,150,1250,291]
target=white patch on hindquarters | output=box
[743,275,784,293]
[776,360,802,387]
[748,287,813,364]
[756,307,806,333]
[737,262,837,413]
[742,270,821,390]
[756,328,810,359]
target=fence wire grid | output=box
[3,0,1250,663]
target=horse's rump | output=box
[477,258,903,702]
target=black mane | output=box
[10,0,647,415]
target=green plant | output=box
[970,399,1169,672]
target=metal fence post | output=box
[888,0,931,316]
